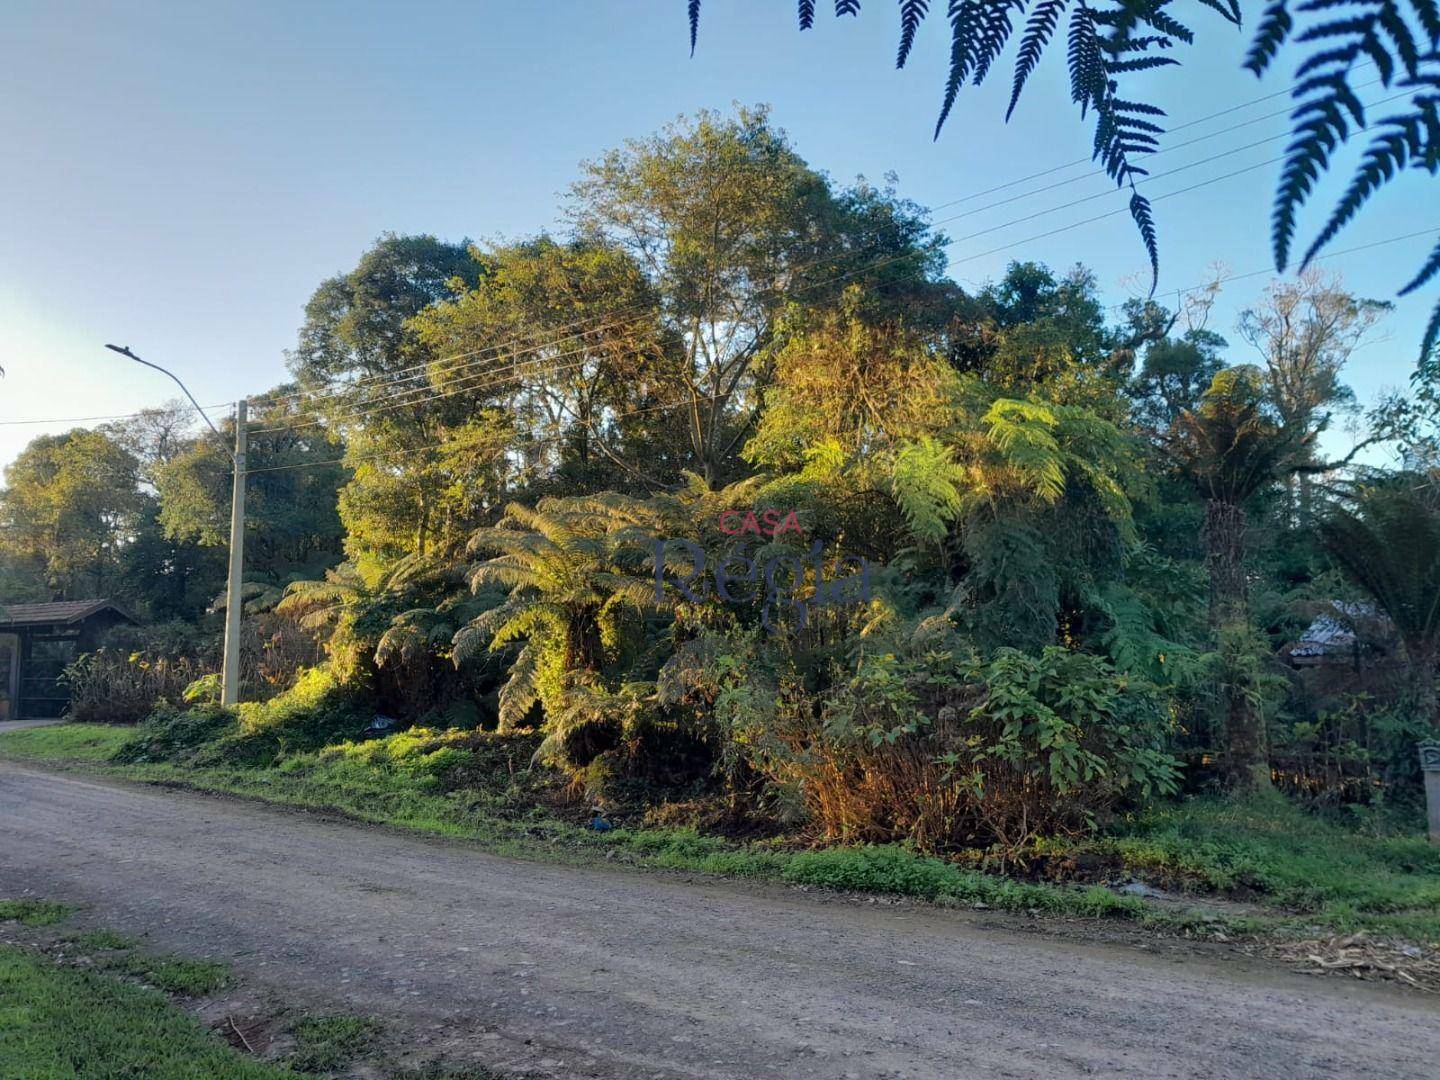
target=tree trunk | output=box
[1404,640,1439,730]
[1204,499,1271,791]
[1205,500,1247,628]
[415,490,430,558]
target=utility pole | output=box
[221,398,247,706]
[106,344,247,705]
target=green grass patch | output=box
[0,722,130,761]
[0,899,73,926]
[0,945,295,1078]
[1091,792,1440,939]
[289,1014,382,1072]
[66,929,138,952]
[100,953,231,995]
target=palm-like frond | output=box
[1248,1,1439,364]
[683,0,1231,295]
[498,642,541,730]
[1168,366,1300,505]
[685,1,1438,351]
[1320,473,1440,658]
[890,437,966,542]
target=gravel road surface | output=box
[1,760,1435,1079]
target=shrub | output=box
[111,703,236,764]
[64,649,213,725]
[199,668,371,766]
[113,667,371,768]
[722,641,1180,856]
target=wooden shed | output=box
[0,601,136,720]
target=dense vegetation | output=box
[3,109,1438,876]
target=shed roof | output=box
[0,600,135,629]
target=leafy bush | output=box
[721,638,1180,855]
[200,668,371,766]
[111,703,236,764]
[113,668,370,768]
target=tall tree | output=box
[1168,366,1300,789]
[155,391,347,590]
[1238,269,1389,520]
[0,430,144,599]
[412,236,679,492]
[566,106,949,484]
[288,233,480,578]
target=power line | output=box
[0,402,235,428]
[923,65,1371,213]
[258,107,1387,436]
[4,75,1410,435]
[241,224,1438,478]
[261,69,1381,418]
[252,135,1409,439]
[1102,226,1440,314]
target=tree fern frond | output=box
[1399,232,1440,295]
[1129,190,1160,293]
[890,437,965,542]
[798,1,818,30]
[689,0,701,55]
[897,0,930,67]
[1248,2,1293,75]
[1412,0,1440,45]
[1194,0,1243,25]
[836,0,861,16]
[1302,109,1428,266]
[497,644,540,731]
[1419,298,1440,372]
[1274,72,1366,269]
[936,0,982,138]
[974,1,1025,85]
[1008,0,1067,120]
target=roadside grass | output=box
[1,900,510,1077]
[289,1015,382,1073]
[1082,793,1440,939]
[0,945,296,1079]
[0,721,130,761]
[103,952,232,995]
[0,899,73,926]
[5,723,1438,942]
[66,928,139,951]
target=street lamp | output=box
[106,345,247,707]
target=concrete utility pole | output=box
[106,345,247,705]
[221,398,247,706]
[1421,741,1440,845]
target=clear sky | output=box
[3,1,1435,470]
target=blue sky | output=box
[2,1,1435,470]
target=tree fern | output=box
[890,437,967,542]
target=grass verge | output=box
[0,944,295,1079]
[0,900,73,926]
[4,723,1438,943]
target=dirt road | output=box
[1,761,1434,1079]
